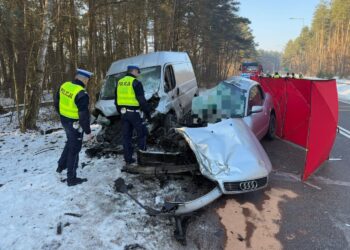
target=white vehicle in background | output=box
[94,51,198,121]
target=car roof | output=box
[223,76,258,91]
[242,62,259,66]
[106,51,191,76]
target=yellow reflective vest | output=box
[59,81,85,119]
[116,75,140,107]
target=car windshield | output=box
[192,81,246,123]
[100,66,161,100]
[245,66,259,72]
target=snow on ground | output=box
[0,97,15,107]
[337,81,350,103]
[0,90,53,108]
[0,107,213,250]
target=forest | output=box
[0,0,256,131]
[282,0,350,78]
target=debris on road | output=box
[64,213,83,218]
[56,222,62,235]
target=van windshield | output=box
[100,66,161,100]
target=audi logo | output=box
[239,180,258,191]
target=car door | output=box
[247,85,269,139]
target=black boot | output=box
[67,177,88,186]
[56,165,67,173]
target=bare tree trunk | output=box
[22,0,54,131]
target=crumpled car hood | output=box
[176,119,272,182]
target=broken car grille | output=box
[223,177,268,192]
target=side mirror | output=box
[251,105,263,114]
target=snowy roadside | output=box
[0,107,218,250]
[337,80,350,103]
[0,90,53,108]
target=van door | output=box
[164,64,182,119]
[172,63,198,116]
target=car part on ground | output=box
[123,161,198,175]
[114,119,271,218]
[113,178,161,216]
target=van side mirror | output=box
[176,88,180,96]
[251,105,263,114]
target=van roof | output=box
[106,51,191,76]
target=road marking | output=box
[329,215,350,247]
[339,131,350,139]
[338,126,350,139]
[312,176,350,188]
[271,170,322,190]
[329,158,342,161]
[340,100,350,105]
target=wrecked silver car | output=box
[90,73,274,243]
[93,74,273,204]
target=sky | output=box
[239,0,321,52]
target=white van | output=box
[95,51,198,121]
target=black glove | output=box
[145,113,152,123]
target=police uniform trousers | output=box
[58,118,83,180]
[121,111,147,163]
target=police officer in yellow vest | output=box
[115,65,151,166]
[54,69,93,186]
[273,72,281,78]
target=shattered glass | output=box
[99,66,161,101]
[192,82,246,123]
[137,66,161,97]
[100,73,124,100]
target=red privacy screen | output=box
[253,77,338,180]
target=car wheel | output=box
[266,113,276,140]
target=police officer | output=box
[54,69,93,186]
[273,72,281,78]
[115,65,151,166]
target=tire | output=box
[266,113,276,140]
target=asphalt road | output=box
[214,100,350,249]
